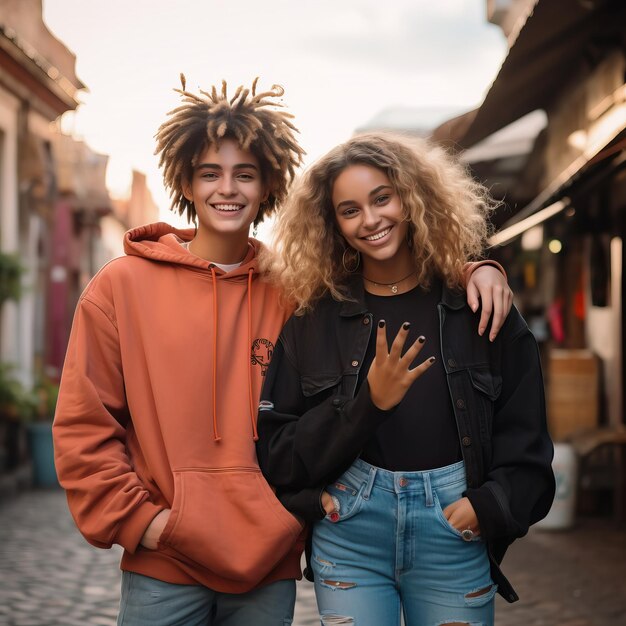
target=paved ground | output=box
[0,489,624,625]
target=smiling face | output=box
[183,139,267,243]
[332,164,412,277]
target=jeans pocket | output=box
[323,469,366,523]
[432,484,482,542]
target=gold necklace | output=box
[362,270,416,294]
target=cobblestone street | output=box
[0,489,624,625]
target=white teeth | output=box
[364,227,391,241]
[214,204,243,211]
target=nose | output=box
[218,175,236,196]
[361,205,381,229]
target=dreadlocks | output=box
[155,75,305,224]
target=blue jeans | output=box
[117,572,295,626]
[312,459,497,626]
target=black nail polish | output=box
[378,320,385,328]
[429,356,436,363]
[402,322,410,330]
[418,336,425,343]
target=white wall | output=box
[0,88,21,375]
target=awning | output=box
[489,133,626,247]
[457,0,625,148]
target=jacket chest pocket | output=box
[468,367,502,444]
[300,373,343,408]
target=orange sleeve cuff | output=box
[462,260,507,287]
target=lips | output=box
[212,203,244,212]
[362,226,392,241]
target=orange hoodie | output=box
[53,222,304,593]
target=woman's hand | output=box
[321,490,336,515]
[367,321,435,411]
[140,509,171,550]
[466,265,513,342]
[443,497,480,537]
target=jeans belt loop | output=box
[423,472,434,507]
[363,466,377,500]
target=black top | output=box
[359,281,461,471]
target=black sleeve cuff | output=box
[465,481,519,541]
[278,487,326,522]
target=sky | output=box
[42,0,507,229]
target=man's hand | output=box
[466,265,513,341]
[140,509,171,550]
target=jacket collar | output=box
[338,273,466,316]
[338,274,369,317]
[440,284,466,310]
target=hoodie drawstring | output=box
[210,265,258,442]
[211,266,221,442]
[247,269,258,441]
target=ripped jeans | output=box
[311,459,496,626]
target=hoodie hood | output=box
[124,222,262,279]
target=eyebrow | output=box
[195,162,259,171]
[335,185,393,211]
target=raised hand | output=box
[367,320,435,411]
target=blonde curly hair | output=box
[269,132,495,312]
[154,75,305,225]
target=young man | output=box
[53,78,512,625]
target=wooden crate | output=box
[547,349,600,441]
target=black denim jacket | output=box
[256,277,555,602]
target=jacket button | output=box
[363,317,370,325]
[455,398,465,409]
[448,358,457,368]
[332,398,342,407]
[462,436,472,447]
[351,360,359,367]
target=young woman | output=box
[257,133,555,626]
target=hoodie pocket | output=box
[158,468,303,585]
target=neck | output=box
[361,247,417,296]
[189,229,250,264]
[361,247,414,284]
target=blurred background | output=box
[1,1,625,625]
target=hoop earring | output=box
[342,248,361,273]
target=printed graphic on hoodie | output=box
[251,338,274,376]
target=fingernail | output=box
[402,322,411,330]
[429,356,436,363]
[478,327,485,336]
[378,320,385,328]
[418,336,425,343]
[471,303,477,312]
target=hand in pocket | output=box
[443,497,480,537]
[140,509,171,550]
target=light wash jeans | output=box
[117,572,295,626]
[312,459,497,626]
